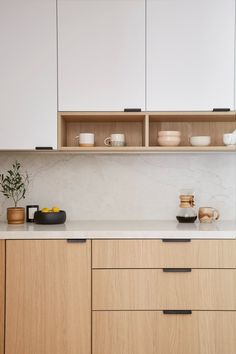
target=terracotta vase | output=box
[7,207,25,224]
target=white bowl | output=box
[190,136,211,146]
[223,133,236,146]
[158,130,181,137]
[158,136,181,146]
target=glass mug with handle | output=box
[75,133,95,147]
[104,134,125,147]
[198,207,220,223]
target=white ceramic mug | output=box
[104,134,125,147]
[223,133,236,146]
[75,133,95,147]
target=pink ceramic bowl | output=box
[158,136,181,146]
[158,130,181,137]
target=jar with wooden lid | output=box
[176,191,197,223]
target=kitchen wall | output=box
[0,153,235,221]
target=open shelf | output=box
[58,111,236,153]
[58,112,147,148]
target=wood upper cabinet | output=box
[147,0,235,111]
[0,0,57,149]
[58,0,145,111]
[5,240,91,354]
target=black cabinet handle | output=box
[163,268,192,272]
[163,310,192,315]
[67,239,87,243]
[162,239,191,242]
[35,146,53,150]
[124,108,141,112]
[212,108,230,112]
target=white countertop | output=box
[0,220,235,239]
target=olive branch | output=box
[0,161,29,207]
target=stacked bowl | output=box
[158,131,181,146]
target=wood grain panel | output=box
[92,239,236,269]
[92,269,236,310]
[5,240,91,354]
[93,311,236,354]
[0,241,5,354]
[66,121,144,147]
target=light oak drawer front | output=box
[92,269,236,310]
[0,241,5,354]
[93,311,236,354]
[92,239,236,268]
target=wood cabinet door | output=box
[0,241,5,354]
[5,240,91,354]
[93,311,236,354]
[58,0,145,111]
[0,0,57,149]
[147,0,235,111]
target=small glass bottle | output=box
[176,191,197,223]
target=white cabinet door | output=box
[58,0,145,111]
[0,0,57,149]
[147,0,235,111]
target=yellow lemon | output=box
[41,208,49,213]
[52,207,60,213]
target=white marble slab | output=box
[0,220,235,239]
[0,153,235,221]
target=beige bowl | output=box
[158,136,181,146]
[190,136,211,146]
[158,130,181,137]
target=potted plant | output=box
[0,161,29,224]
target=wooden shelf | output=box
[58,111,236,153]
[57,146,236,154]
[0,146,235,154]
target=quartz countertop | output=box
[0,220,235,239]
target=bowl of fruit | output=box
[34,207,66,225]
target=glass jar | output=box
[176,191,197,223]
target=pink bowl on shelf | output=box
[158,130,181,137]
[158,136,181,146]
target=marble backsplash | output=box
[0,152,235,221]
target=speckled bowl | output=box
[158,131,181,137]
[158,136,181,146]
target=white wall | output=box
[0,153,235,221]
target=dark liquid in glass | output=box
[176,216,197,223]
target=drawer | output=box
[92,239,236,268]
[93,311,236,354]
[92,269,236,310]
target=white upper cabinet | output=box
[0,0,57,149]
[147,0,235,111]
[58,0,145,111]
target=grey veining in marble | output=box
[0,152,235,221]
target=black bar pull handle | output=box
[67,239,87,243]
[212,108,230,112]
[163,310,192,315]
[35,146,53,150]
[163,268,192,273]
[124,108,142,112]
[162,239,191,243]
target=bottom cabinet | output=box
[0,241,5,354]
[5,240,91,354]
[93,311,236,354]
